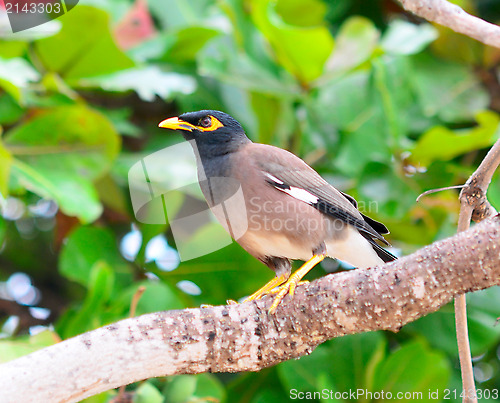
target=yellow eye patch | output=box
[198,116,224,132]
[158,115,224,132]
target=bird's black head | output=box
[158,110,250,156]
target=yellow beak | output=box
[158,117,196,132]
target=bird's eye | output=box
[200,116,212,128]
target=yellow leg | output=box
[268,254,325,314]
[243,273,289,302]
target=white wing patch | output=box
[264,172,318,205]
[264,172,284,185]
[280,187,319,204]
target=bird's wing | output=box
[249,145,392,248]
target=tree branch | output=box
[454,138,500,403]
[0,216,499,402]
[461,139,500,223]
[398,0,500,49]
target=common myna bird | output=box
[159,110,396,313]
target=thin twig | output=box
[416,185,465,203]
[455,204,476,403]
[454,139,500,403]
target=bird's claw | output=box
[268,280,309,314]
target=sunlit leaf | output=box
[0,57,39,101]
[381,20,438,55]
[80,66,196,102]
[5,105,120,222]
[251,0,334,83]
[148,0,213,29]
[275,0,328,27]
[0,138,12,198]
[163,26,220,63]
[6,105,119,177]
[410,111,500,167]
[0,40,27,59]
[34,6,134,80]
[11,159,102,222]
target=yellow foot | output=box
[268,254,325,314]
[243,273,289,303]
[268,280,309,294]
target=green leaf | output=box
[249,92,283,144]
[34,6,134,80]
[251,0,334,83]
[130,281,184,314]
[0,139,12,198]
[489,172,500,210]
[80,66,196,102]
[0,330,59,363]
[410,111,500,167]
[163,26,220,63]
[407,288,500,357]
[11,159,102,223]
[164,375,197,403]
[5,105,120,222]
[324,16,379,76]
[59,261,115,338]
[59,225,129,287]
[381,20,438,55]
[175,222,233,262]
[409,53,489,123]
[97,108,141,138]
[0,19,62,41]
[6,105,120,179]
[0,41,28,59]
[135,382,164,403]
[0,57,40,102]
[328,332,386,395]
[0,216,5,245]
[199,37,300,97]
[275,0,328,27]
[358,161,419,218]
[374,340,450,398]
[191,373,226,403]
[0,93,25,125]
[277,344,336,393]
[149,0,213,29]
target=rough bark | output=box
[0,216,499,403]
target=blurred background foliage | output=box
[0,0,500,401]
